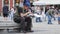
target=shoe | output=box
[23,31,26,33]
[48,23,52,24]
[40,21,42,22]
[20,30,26,33]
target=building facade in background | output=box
[0,0,37,16]
[0,0,14,11]
[0,0,34,11]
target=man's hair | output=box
[18,7,23,15]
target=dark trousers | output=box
[19,17,25,31]
[19,17,32,31]
[25,17,32,31]
[14,17,26,31]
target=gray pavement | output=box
[0,17,60,34]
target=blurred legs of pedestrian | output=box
[48,15,52,24]
[16,17,26,33]
[52,15,56,21]
[4,17,7,21]
[44,15,48,21]
[36,17,42,22]
[42,15,46,21]
[58,17,60,24]
[58,21,60,24]
[25,17,33,32]
[16,17,33,33]
[3,13,8,21]
[9,12,14,20]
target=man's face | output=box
[24,5,28,10]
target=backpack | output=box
[13,13,21,24]
[13,7,24,24]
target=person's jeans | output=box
[8,12,14,20]
[48,15,52,24]
[36,17,42,22]
[52,15,56,20]
[46,12,52,24]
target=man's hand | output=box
[27,11,32,14]
[20,12,32,17]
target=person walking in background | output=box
[35,7,42,22]
[42,9,46,21]
[46,8,54,24]
[3,5,9,20]
[9,7,16,20]
[53,8,58,20]
[58,9,60,24]
[50,6,56,21]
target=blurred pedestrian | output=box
[42,10,46,21]
[35,7,42,22]
[9,7,16,20]
[3,5,9,20]
[46,8,54,24]
[58,9,60,24]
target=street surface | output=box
[0,17,60,34]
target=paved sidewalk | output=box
[0,16,60,34]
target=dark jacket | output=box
[3,6,9,14]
